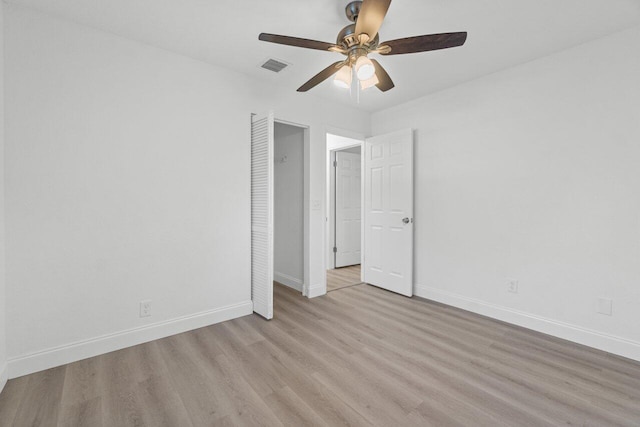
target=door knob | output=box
[402,217,410,224]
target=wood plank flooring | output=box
[326,265,361,292]
[1,283,640,426]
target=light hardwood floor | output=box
[1,283,640,426]
[326,264,362,292]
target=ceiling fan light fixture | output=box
[334,65,352,88]
[360,73,379,90]
[355,55,375,81]
[259,0,468,94]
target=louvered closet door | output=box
[251,113,274,319]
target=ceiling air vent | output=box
[261,58,290,73]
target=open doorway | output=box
[273,121,306,295]
[250,113,311,319]
[326,133,364,292]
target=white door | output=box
[251,113,274,319]
[335,151,361,268]
[363,129,414,297]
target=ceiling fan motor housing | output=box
[337,24,358,47]
[345,1,362,22]
[337,24,379,51]
[340,2,379,55]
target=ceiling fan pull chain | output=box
[356,67,360,104]
[350,66,355,100]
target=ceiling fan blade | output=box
[371,59,394,92]
[259,33,336,52]
[379,32,467,55]
[297,62,345,92]
[354,0,391,41]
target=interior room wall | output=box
[371,26,640,361]
[0,2,8,393]
[274,123,304,291]
[3,4,369,378]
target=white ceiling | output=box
[7,0,640,112]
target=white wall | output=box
[0,2,8,392]
[372,26,640,361]
[3,5,369,377]
[274,123,304,291]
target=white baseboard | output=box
[0,363,7,394]
[307,282,326,299]
[274,272,303,292]
[415,285,640,362]
[8,300,253,379]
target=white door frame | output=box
[250,114,311,321]
[275,118,311,297]
[324,131,365,273]
[252,119,368,301]
[332,149,362,268]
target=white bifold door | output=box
[251,113,274,319]
[363,129,414,297]
[335,151,362,268]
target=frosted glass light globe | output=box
[360,74,379,90]
[334,65,352,88]
[355,56,375,81]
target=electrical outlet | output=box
[507,279,519,294]
[140,300,152,317]
[597,298,612,316]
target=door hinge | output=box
[333,246,337,253]
[333,160,337,168]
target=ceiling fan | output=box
[258,0,467,93]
